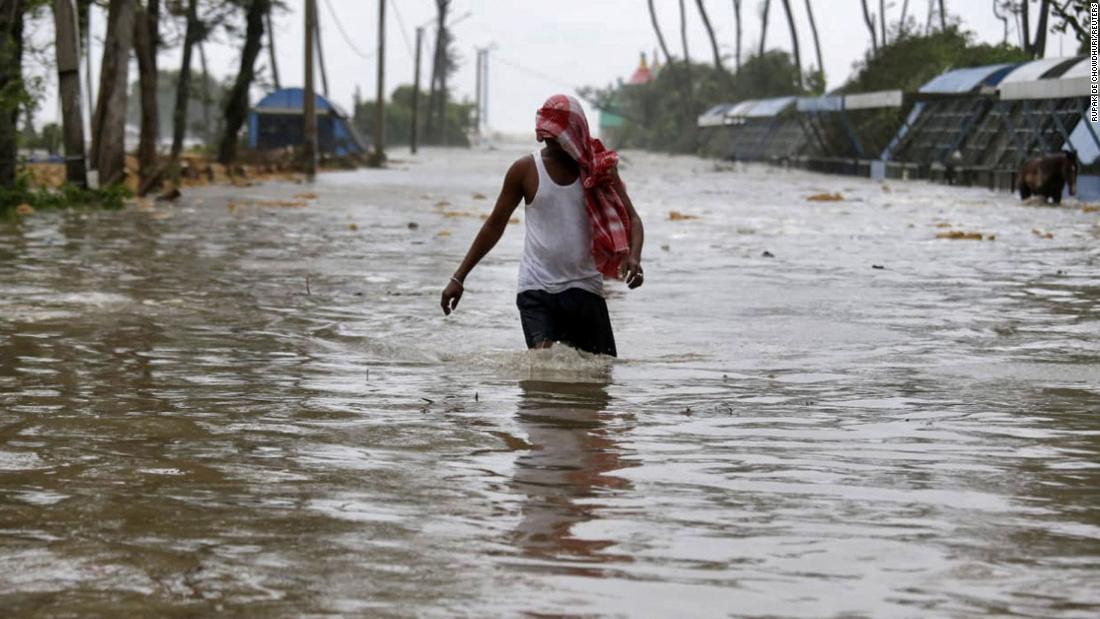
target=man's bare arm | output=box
[440,158,527,315]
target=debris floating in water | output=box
[872,264,885,269]
[1031,228,1054,239]
[407,222,419,230]
[668,210,700,221]
[806,192,844,202]
[761,250,775,258]
[294,192,318,200]
[472,192,487,200]
[936,231,993,241]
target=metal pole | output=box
[303,0,317,178]
[314,13,329,98]
[482,47,489,139]
[411,26,421,153]
[372,0,386,165]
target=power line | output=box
[388,0,414,59]
[321,0,375,60]
[493,55,580,93]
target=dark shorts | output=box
[516,288,617,357]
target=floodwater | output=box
[1,146,1099,618]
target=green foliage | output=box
[841,27,1030,94]
[0,172,130,213]
[1050,1,1092,55]
[352,84,475,148]
[582,51,812,153]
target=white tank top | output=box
[517,151,603,296]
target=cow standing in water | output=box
[1018,151,1078,204]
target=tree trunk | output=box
[992,0,1008,44]
[880,0,887,47]
[90,0,134,186]
[265,3,279,89]
[694,0,724,74]
[759,0,770,56]
[133,0,159,192]
[804,0,824,87]
[861,0,878,56]
[78,0,94,126]
[53,0,87,187]
[938,0,946,31]
[1033,0,1050,58]
[217,0,268,165]
[678,0,694,101]
[170,0,198,159]
[1021,0,1030,53]
[198,40,211,144]
[780,0,803,90]
[900,0,910,35]
[732,0,742,70]
[647,0,673,65]
[0,0,24,189]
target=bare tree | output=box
[804,0,824,87]
[218,0,269,164]
[779,0,802,89]
[91,0,135,185]
[732,0,742,70]
[861,0,878,55]
[694,0,725,73]
[759,0,770,56]
[678,0,690,63]
[133,0,160,191]
[647,0,674,64]
[678,0,695,103]
[939,0,946,30]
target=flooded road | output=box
[2,146,1099,617]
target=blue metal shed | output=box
[247,88,369,157]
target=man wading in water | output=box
[440,94,644,357]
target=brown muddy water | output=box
[1,146,1099,618]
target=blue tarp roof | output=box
[254,87,338,113]
[919,63,1018,93]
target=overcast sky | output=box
[29,0,1079,138]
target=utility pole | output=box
[52,0,87,187]
[371,0,385,165]
[314,14,329,98]
[266,5,280,89]
[303,0,317,178]
[411,25,422,153]
[474,47,482,145]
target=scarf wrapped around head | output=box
[535,94,632,279]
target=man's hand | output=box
[620,257,644,289]
[441,279,464,315]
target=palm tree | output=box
[779,0,802,90]
[804,0,824,88]
[647,0,673,65]
[759,0,771,56]
[861,0,878,56]
[695,0,725,73]
[732,0,742,71]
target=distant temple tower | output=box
[628,52,654,85]
[599,51,656,147]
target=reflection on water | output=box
[1,147,1098,616]
[513,379,633,565]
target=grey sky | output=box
[30,0,1079,139]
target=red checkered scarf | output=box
[535,94,631,279]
